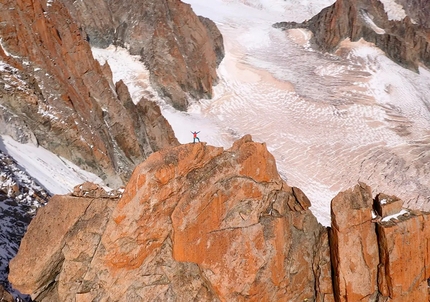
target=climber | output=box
[191,131,200,143]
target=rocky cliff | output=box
[0,0,179,187]
[8,136,430,301]
[8,136,332,301]
[274,0,430,71]
[60,0,224,110]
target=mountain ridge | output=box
[0,0,224,186]
[8,136,430,301]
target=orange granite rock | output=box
[377,211,430,301]
[9,136,330,301]
[330,183,379,301]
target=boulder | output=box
[374,193,403,218]
[8,195,117,301]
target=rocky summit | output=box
[8,136,330,301]
[8,136,430,301]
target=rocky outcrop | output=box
[330,183,430,301]
[274,0,430,71]
[8,137,430,301]
[330,183,379,301]
[376,213,430,301]
[0,0,179,187]
[396,0,430,28]
[9,136,331,301]
[61,0,225,110]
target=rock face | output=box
[0,0,179,186]
[376,213,430,301]
[8,136,331,301]
[8,137,430,301]
[274,0,430,71]
[330,183,430,302]
[330,183,379,301]
[61,0,225,110]
[396,0,430,28]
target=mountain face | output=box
[7,137,430,301]
[274,0,430,71]
[0,0,183,187]
[60,0,224,110]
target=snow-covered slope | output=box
[0,136,106,195]
[96,0,430,226]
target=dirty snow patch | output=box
[359,9,386,34]
[379,0,407,21]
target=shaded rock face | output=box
[396,0,430,28]
[0,0,179,186]
[0,149,50,301]
[274,0,430,71]
[8,136,331,301]
[61,0,225,110]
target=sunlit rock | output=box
[274,0,430,71]
[9,136,330,301]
